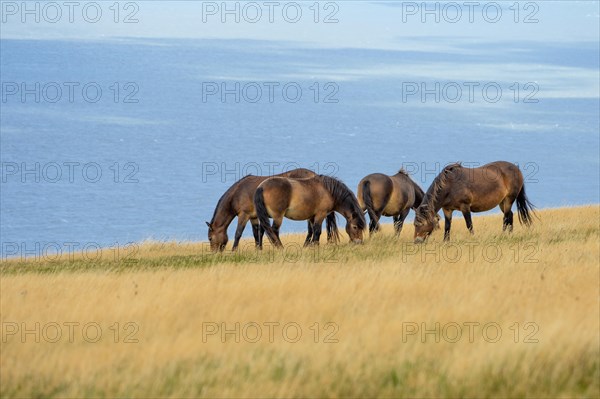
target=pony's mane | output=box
[319,175,354,204]
[416,163,462,223]
[319,175,366,229]
[396,168,409,176]
[209,175,253,224]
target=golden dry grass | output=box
[1,206,599,398]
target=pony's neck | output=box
[211,198,235,230]
[424,182,447,214]
[335,198,354,221]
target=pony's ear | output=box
[205,221,211,229]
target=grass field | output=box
[1,206,599,398]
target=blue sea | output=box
[1,12,599,256]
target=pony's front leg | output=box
[462,208,474,235]
[257,223,265,249]
[310,216,326,245]
[325,212,339,244]
[250,219,262,249]
[443,209,453,241]
[232,214,250,251]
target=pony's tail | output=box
[516,183,536,226]
[362,180,378,230]
[254,187,278,243]
[326,212,340,244]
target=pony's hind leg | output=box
[504,211,514,232]
[269,216,284,247]
[393,209,410,236]
[304,220,314,247]
[443,208,453,241]
[368,210,382,235]
[500,198,515,232]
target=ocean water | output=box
[1,37,599,256]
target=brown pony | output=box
[414,161,535,243]
[207,168,338,252]
[254,175,366,247]
[357,169,425,236]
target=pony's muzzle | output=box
[414,236,426,244]
[351,239,363,245]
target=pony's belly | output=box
[470,200,499,213]
[383,198,409,216]
[382,205,400,216]
[385,187,412,215]
[470,190,507,212]
[470,204,495,213]
[284,208,311,221]
[383,198,407,216]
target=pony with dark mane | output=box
[254,174,366,247]
[357,169,426,236]
[207,168,338,252]
[414,161,535,243]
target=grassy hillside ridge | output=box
[1,206,599,398]
[2,205,597,274]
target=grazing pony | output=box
[207,169,338,252]
[414,161,535,243]
[357,169,425,236]
[254,175,366,247]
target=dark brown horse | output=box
[414,161,535,243]
[254,175,366,247]
[207,169,338,252]
[357,169,426,236]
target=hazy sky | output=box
[2,1,599,49]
